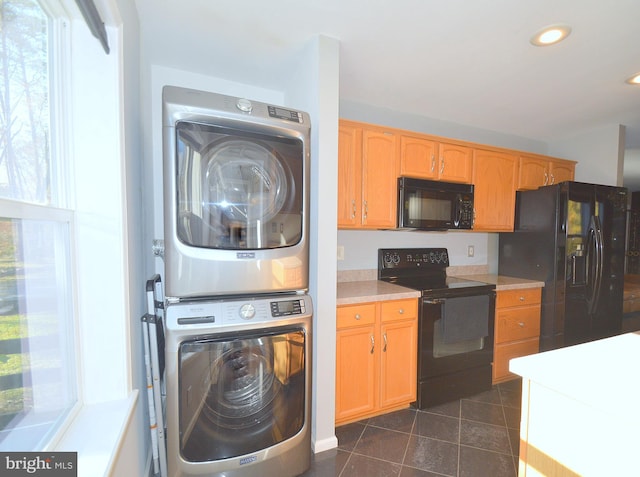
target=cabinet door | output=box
[335,325,377,423]
[362,129,398,228]
[400,135,438,179]
[549,160,575,184]
[518,155,549,190]
[473,149,518,231]
[379,319,417,408]
[495,306,542,344]
[493,339,539,383]
[337,123,362,228]
[439,142,473,184]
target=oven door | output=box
[417,290,495,408]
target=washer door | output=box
[175,121,303,250]
[178,327,306,462]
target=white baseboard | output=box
[312,435,338,454]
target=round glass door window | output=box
[175,122,303,250]
[204,141,287,225]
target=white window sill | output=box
[54,391,139,477]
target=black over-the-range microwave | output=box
[397,177,474,230]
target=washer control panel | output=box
[166,294,312,329]
[270,298,306,317]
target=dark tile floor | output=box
[302,379,522,477]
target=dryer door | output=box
[176,121,303,250]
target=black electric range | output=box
[377,248,495,297]
[378,247,496,408]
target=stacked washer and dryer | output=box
[160,86,313,477]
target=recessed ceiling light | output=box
[530,24,572,46]
[626,73,640,85]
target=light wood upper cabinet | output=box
[400,135,438,179]
[337,123,362,227]
[362,129,398,228]
[518,155,576,190]
[549,159,575,184]
[473,149,518,232]
[338,118,578,232]
[338,120,397,229]
[400,135,472,183]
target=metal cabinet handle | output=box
[519,296,525,301]
[354,313,361,320]
[351,199,356,219]
[370,335,375,354]
[550,173,555,185]
[440,157,445,174]
[518,322,525,328]
[383,332,388,352]
[363,200,368,220]
[543,171,549,186]
[398,308,404,314]
[431,155,436,172]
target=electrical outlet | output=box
[467,245,474,257]
[337,245,345,261]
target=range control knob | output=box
[239,303,256,320]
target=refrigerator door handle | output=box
[593,215,604,312]
[586,216,604,315]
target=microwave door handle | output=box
[453,194,462,227]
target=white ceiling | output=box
[134,0,640,186]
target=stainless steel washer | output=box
[164,294,312,477]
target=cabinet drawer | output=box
[380,299,417,322]
[493,338,539,383]
[496,288,541,308]
[337,303,376,329]
[495,305,541,343]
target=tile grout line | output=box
[398,411,418,476]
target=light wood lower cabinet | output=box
[335,298,417,425]
[493,287,542,384]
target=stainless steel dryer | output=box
[162,86,311,299]
[164,294,312,477]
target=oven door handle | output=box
[423,299,445,305]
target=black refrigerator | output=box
[498,181,628,351]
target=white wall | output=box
[549,123,625,186]
[338,230,490,270]
[285,35,341,452]
[340,100,550,154]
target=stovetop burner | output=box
[378,248,495,295]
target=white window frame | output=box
[0,0,81,450]
[1,0,133,460]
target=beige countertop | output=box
[451,274,544,290]
[336,280,421,306]
[337,274,544,306]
